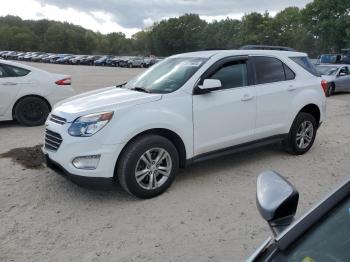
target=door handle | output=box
[1,82,17,86]
[241,94,254,101]
[287,85,296,91]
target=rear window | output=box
[290,56,320,77]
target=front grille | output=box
[45,129,63,151]
[49,114,67,125]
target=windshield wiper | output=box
[131,86,151,93]
[116,82,127,88]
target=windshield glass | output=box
[126,57,207,93]
[316,66,339,75]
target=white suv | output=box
[43,50,326,198]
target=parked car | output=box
[341,49,350,64]
[2,51,18,60]
[247,170,349,261]
[118,56,133,67]
[55,55,75,64]
[318,54,342,64]
[32,53,51,62]
[143,58,158,68]
[94,55,114,66]
[80,55,102,65]
[127,57,145,68]
[0,60,74,126]
[41,54,58,63]
[316,64,350,96]
[69,55,88,65]
[43,49,326,198]
[109,56,124,67]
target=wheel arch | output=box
[114,128,187,178]
[298,103,321,126]
[12,94,52,119]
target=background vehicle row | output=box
[0,51,161,68]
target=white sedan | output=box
[0,60,74,126]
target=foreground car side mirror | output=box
[256,171,299,236]
[338,72,346,77]
[197,79,222,93]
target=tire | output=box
[117,135,179,198]
[326,83,334,97]
[14,96,50,126]
[285,112,317,155]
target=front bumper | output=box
[43,119,126,181]
[45,154,114,189]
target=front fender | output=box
[103,94,194,158]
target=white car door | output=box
[193,56,257,156]
[251,56,296,139]
[0,64,25,116]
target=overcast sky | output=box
[1,0,311,37]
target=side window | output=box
[209,61,248,89]
[3,65,30,77]
[284,64,296,80]
[339,67,348,75]
[290,56,320,77]
[253,57,286,84]
[0,65,7,78]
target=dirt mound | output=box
[0,144,45,169]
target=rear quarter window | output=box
[290,56,320,77]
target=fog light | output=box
[72,155,101,170]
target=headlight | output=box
[68,111,114,137]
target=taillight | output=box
[55,77,71,86]
[321,79,328,95]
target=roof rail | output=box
[239,45,295,51]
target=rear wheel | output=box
[14,97,50,126]
[326,83,334,97]
[285,112,317,155]
[117,135,179,198]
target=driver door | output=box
[193,56,256,156]
[335,66,350,91]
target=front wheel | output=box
[285,112,317,155]
[117,135,179,198]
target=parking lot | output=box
[0,62,349,262]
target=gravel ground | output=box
[0,62,349,262]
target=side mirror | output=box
[256,171,299,236]
[338,72,346,77]
[197,79,222,93]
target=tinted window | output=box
[272,196,350,262]
[254,57,286,84]
[284,64,296,80]
[210,61,248,89]
[339,67,348,75]
[3,65,30,77]
[0,66,7,78]
[290,56,320,76]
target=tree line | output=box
[0,0,349,58]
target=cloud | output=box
[37,0,311,28]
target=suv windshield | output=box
[316,65,340,76]
[126,57,207,93]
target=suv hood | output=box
[52,87,162,122]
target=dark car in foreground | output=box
[248,171,349,261]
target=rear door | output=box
[0,64,28,115]
[251,56,296,139]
